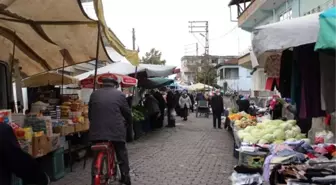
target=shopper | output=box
[152,90,166,128]
[188,92,195,113]
[88,77,132,185]
[0,123,50,185]
[211,90,224,129]
[144,93,160,129]
[179,91,192,121]
[166,90,176,127]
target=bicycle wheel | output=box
[112,153,122,183]
[91,152,109,185]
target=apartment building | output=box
[180,55,236,83]
[216,58,252,91]
[229,0,335,92]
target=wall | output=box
[217,66,252,91]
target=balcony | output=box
[229,0,287,31]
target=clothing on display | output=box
[319,52,335,113]
[279,49,293,98]
[265,77,279,91]
[264,53,282,78]
[294,44,325,119]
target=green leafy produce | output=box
[132,106,145,122]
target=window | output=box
[220,69,224,80]
[0,61,10,109]
[224,68,239,79]
[280,9,292,21]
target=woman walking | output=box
[179,91,192,121]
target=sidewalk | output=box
[52,114,236,185]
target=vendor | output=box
[0,123,50,185]
[236,95,250,113]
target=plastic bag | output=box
[315,130,335,144]
[230,172,263,185]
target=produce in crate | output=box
[237,119,309,144]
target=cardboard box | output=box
[49,134,61,151]
[53,125,75,136]
[32,135,52,157]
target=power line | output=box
[209,25,238,41]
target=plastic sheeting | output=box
[75,62,177,80]
[252,13,320,57]
[315,7,336,51]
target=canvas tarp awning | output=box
[75,62,177,80]
[0,0,138,77]
[22,71,78,87]
[252,13,320,57]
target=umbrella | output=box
[22,71,78,87]
[138,77,174,89]
[80,73,137,88]
[189,83,214,91]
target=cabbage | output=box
[287,120,297,126]
[251,130,264,140]
[262,134,275,142]
[256,122,266,129]
[295,133,306,140]
[286,138,296,142]
[270,120,284,126]
[258,139,269,144]
[273,140,285,144]
[285,130,296,139]
[280,122,293,131]
[244,126,255,132]
[291,125,301,134]
[243,135,259,144]
[273,130,286,140]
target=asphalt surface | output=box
[52,113,236,185]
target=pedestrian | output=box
[0,123,50,185]
[174,91,181,117]
[179,91,192,121]
[144,93,160,129]
[188,92,195,113]
[236,94,250,113]
[211,90,224,129]
[166,90,176,127]
[152,90,166,128]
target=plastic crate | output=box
[11,174,22,185]
[40,147,65,181]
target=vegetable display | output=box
[236,119,309,144]
[229,112,257,129]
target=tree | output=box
[196,62,217,86]
[141,48,166,65]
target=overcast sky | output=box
[100,0,251,67]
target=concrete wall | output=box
[217,66,252,91]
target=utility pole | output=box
[188,21,209,55]
[132,28,136,50]
[196,43,198,56]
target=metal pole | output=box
[93,23,101,91]
[61,54,65,95]
[132,28,137,95]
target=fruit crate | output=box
[40,147,65,181]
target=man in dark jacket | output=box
[152,90,166,128]
[210,90,224,129]
[89,78,132,185]
[166,90,175,127]
[0,123,50,185]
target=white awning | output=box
[252,13,320,57]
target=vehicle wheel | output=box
[92,152,109,185]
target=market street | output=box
[51,114,236,185]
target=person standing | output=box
[188,92,195,113]
[211,90,224,129]
[144,93,160,129]
[179,91,192,121]
[152,90,166,128]
[166,90,176,127]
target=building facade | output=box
[229,0,335,93]
[180,55,236,83]
[216,59,252,91]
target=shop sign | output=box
[238,0,267,26]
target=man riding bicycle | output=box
[89,77,132,185]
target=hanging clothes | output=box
[279,50,293,98]
[294,44,325,119]
[319,51,335,113]
[264,53,282,78]
[265,77,280,91]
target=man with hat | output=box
[89,77,132,185]
[210,89,224,129]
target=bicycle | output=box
[91,142,121,185]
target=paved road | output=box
[52,114,236,185]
